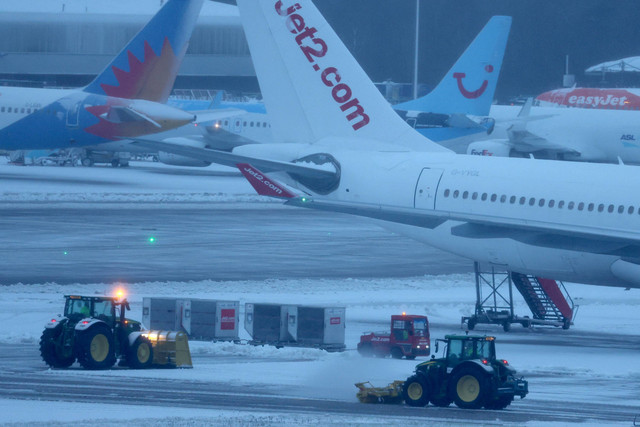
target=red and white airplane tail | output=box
[236,0,450,153]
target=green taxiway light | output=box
[148,237,156,243]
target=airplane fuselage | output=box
[0,86,194,151]
[241,142,640,287]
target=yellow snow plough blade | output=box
[355,381,404,404]
[143,330,193,368]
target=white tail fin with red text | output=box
[236,0,450,152]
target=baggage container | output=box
[143,297,239,341]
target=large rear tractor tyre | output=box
[39,328,75,368]
[449,366,491,409]
[76,325,116,370]
[127,336,154,369]
[484,394,513,410]
[402,375,431,407]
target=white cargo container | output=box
[244,303,345,351]
[142,297,239,341]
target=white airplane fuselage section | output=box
[488,105,640,164]
[0,87,72,128]
[247,142,638,287]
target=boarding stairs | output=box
[510,273,574,325]
[462,263,577,331]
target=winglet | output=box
[237,163,297,199]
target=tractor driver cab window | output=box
[93,300,113,323]
[448,339,463,362]
[392,319,408,340]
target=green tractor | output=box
[402,334,528,410]
[40,295,154,370]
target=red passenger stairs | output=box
[511,273,574,327]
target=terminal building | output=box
[0,0,257,93]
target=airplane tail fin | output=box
[236,0,449,152]
[396,16,511,117]
[83,0,204,103]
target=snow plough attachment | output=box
[143,330,193,368]
[355,381,404,404]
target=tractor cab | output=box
[391,314,428,341]
[439,335,496,366]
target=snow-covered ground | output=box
[1,159,639,425]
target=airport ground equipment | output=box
[142,297,239,341]
[244,303,346,351]
[402,334,528,410]
[461,262,575,332]
[40,294,191,370]
[355,381,405,404]
[357,314,430,359]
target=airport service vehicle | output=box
[357,314,430,359]
[403,335,528,409]
[39,294,191,370]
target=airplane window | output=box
[462,191,469,199]
[628,206,635,214]
[21,108,25,113]
[598,204,604,212]
[500,195,506,203]
[224,121,228,126]
[578,202,584,211]
[481,193,488,201]
[618,205,624,214]
[27,108,31,114]
[263,122,268,127]
[490,194,497,202]
[472,192,478,200]
[568,202,575,210]
[510,196,516,204]
[7,107,11,113]
[0,107,4,112]
[549,200,555,208]
[538,198,545,207]
[529,198,535,206]
[558,201,565,209]
[608,204,614,213]
[250,122,254,127]
[588,203,594,212]
[519,197,526,205]
[235,121,240,126]
[243,121,247,126]
[453,190,459,198]
[444,189,450,197]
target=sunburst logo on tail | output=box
[100,37,186,104]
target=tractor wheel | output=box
[127,336,154,369]
[405,355,416,360]
[449,366,490,409]
[562,318,571,330]
[502,322,511,332]
[76,324,116,370]
[484,395,513,410]
[430,394,452,407]
[357,343,374,358]
[39,328,75,368]
[390,347,403,359]
[402,375,431,407]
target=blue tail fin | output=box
[83,0,204,103]
[396,16,511,116]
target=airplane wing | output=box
[191,108,247,124]
[131,139,337,181]
[238,163,640,257]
